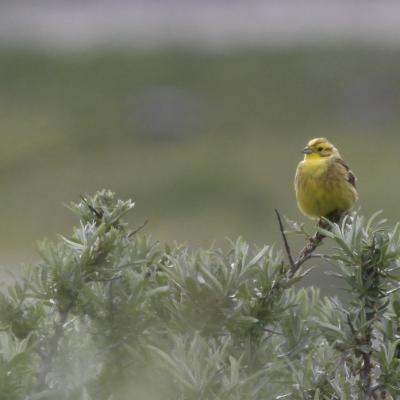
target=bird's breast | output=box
[295,158,356,218]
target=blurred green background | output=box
[1,45,400,274]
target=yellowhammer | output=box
[295,138,358,223]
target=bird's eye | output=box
[317,147,323,152]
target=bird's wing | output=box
[332,158,356,188]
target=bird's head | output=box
[302,138,340,160]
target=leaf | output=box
[245,246,270,269]
[314,321,347,340]
[145,285,170,298]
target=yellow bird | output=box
[295,138,358,222]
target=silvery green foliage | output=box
[0,192,400,399]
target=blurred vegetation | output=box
[1,45,400,268]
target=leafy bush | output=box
[1,190,400,399]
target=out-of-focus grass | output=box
[1,46,400,277]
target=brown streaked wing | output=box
[332,157,356,188]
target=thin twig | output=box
[275,209,295,268]
[128,219,149,237]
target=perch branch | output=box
[275,209,325,280]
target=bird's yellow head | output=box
[302,138,340,160]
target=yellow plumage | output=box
[295,138,358,222]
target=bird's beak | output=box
[302,146,313,154]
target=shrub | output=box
[1,190,399,399]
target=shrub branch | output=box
[275,209,324,279]
[37,306,71,388]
